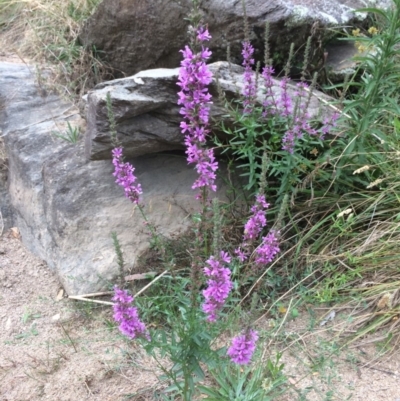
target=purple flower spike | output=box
[202,251,233,322]
[112,147,142,204]
[242,41,256,114]
[113,287,149,340]
[243,194,270,242]
[262,65,277,115]
[278,77,293,117]
[320,111,340,140]
[236,194,280,267]
[227,329,259,365]
[178,25,217,195]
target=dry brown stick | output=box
[68,296,114,305]
[68,270,168,306]
[70,291,113,298]
[135,270,168,297]
[360,364,397,376]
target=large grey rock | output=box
[0,62,226,295]
[85,61,333,160]
[80,0,391,77]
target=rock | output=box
[326,41,360,82]
[51,314,60,322]
[85,68,185,160]
[79,0,391,77]
[0,61,228,295]
[85,61,333,160]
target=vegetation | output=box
[1,0,400,399]
[0,0,109,97]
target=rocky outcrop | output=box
[85,61,333,160]
[80,0,391,77]
[0,62,227,295]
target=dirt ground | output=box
[0,230,161,401]
[1,230,400,401]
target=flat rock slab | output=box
[85,61,334,160]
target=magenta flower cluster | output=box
[255,231,280,265]
[235,194,279,266]
[261,65,277,114]
[202,251,233,322]
[242,41,256,114]
[113,287,150,340]
[177,27,218,193]
[281,81,316,153]
[227,329,259,365]
[244,194,270,242]
[112,147,142,204]
[320,111,340,140]
[235,193,280,268]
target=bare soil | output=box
[0,230,160,401]
[1,230,400,401]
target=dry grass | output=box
[0,0,111,99]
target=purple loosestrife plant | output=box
[177,27,218,196]
[113,287,149,340]
[218,37,342,197]
[112,147,142,204]
[107,7,275,399]
[227,329,259,365]
[202,251,233,322]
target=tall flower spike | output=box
[235,194,270,261]
[112,147,142,204]
[202,251,233,322]
[261,65,277,116]
[242,41,256,114]
[235,193,280,267]
[177,26,218,196]
[227,329,259,365]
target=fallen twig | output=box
[135,270,168,297]
[68,270,169,306]
[70,291,113,298]
[67,296,114,305]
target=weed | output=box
[14,323,39,340]
[51,121,80,143]
[20,307,40,324]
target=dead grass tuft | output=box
[0,0,113,99]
